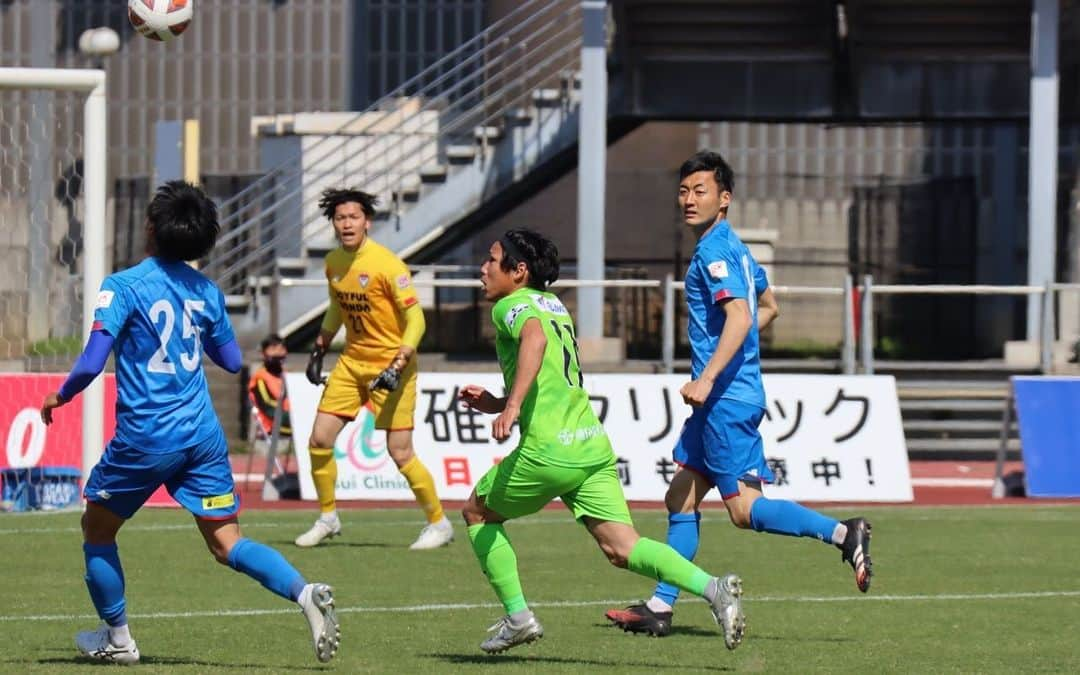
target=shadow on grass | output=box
[593,621,719,637]
[595,622,856,643]
[427,652,733,671]
[266,539,390,549]
[27,654,324,670]
[745,634,854,643]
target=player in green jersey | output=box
[458,229,747,654]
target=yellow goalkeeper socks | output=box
[399,456,444,524]
[308,446,337,513]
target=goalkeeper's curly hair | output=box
[499,228,560,291]
[146,180,220,262]
[318,187,378,221]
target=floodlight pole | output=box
[1026,0,1059,341]
[576,0,606,342]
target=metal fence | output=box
[250,273,1078,373]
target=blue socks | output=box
[84,543,127,627]
[652,512,701,607]
[227,538,307,601]
[749,497,839,542]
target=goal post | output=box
[0,67,107,498]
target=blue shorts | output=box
[672,397,774,499]
[84,426,239,520]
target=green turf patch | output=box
[2,506,1078,673]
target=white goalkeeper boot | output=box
[75,622,140,664]
[409,516,454,550]
[295,514,341,548]
[298,583,339,663]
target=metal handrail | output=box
[209,14,583,288]
[206,0,581,290]
[212,40,582,286]
[211,0,562,217]
[871,284,1045,295]
[255,270,1076,375]
[214,3,577,243]
[274,277,659,289]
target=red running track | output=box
[227,456,1080,511]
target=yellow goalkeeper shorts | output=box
[317,355,417,430]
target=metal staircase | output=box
[202,0,587,341]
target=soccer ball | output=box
[128,0,193,42]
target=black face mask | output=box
[264,356,285,374]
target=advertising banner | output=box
[288,373,913,503]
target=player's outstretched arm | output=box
[458,385,506,414]
[41,330,114,425]
[492,318,546,441]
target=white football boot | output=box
[408,516,454,550]
[480,615,544,654]
[298,583,340,663]
[294,515,341,548]
[75,623,140,664]
[708,573,746,650]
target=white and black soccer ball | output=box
[128,0,193,42]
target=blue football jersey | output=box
[684,219,766,409]
[92,257,235,452]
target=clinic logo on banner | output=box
[333,405,388,472]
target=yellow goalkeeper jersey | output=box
[323,239,419,364]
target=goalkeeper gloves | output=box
[369,364,401,392]
[305,347,327,386]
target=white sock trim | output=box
[296,583,313,608]
[646,596,673,613]
[319,510,339,523]
[109,623,132,646]
[831,522,848,546]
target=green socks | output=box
[468,528,712,613]
[627,537,712,597]
[468,523,528,614]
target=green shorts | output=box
[474,449,633,524]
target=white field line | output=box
[0,514,578,536]
[3,590,1080,623]
[3,502,1079,535]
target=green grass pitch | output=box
[2,505,1079,673]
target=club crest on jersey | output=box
[396,273,410,289]
[708,260,729,279]
[358,273,370,288]
[95,290,114,309]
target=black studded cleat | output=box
[604,603,673,637]
[838,517,873,593]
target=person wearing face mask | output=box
[249,334,292,438]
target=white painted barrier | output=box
[287,373,913,504]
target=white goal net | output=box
[0,68,106,511]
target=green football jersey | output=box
[491,287,614,467]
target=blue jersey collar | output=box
[695,218,730,250]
